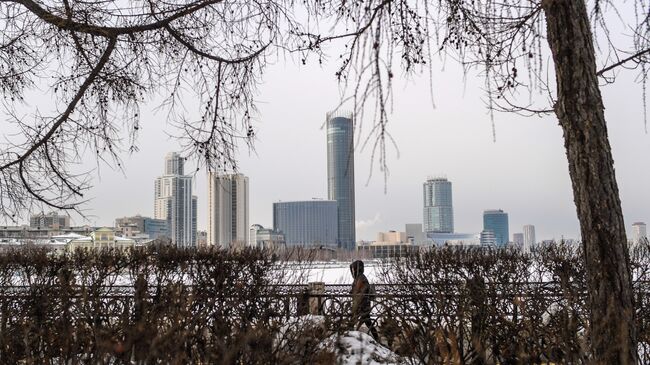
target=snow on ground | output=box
[320,331,415,365]
[300,262,382,284]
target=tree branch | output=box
[0,36,117,171]
[597,47,650,76]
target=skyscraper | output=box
[632,222,647,244]
[327,111,356,250]
[154,152,197,247]
[483,209,509,246]
[513,233,524,246]
[523,224,536,251]
[423,177,454,233]
[207,172,249,248]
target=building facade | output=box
[513,233,524,246]
[273,200,338,248]
[523,224,536,252]
[327,111,356,250]
[483,209,509,246]
[29,212,70,229]
[632,222,647,244]
[405,223,425,245]
[115,215,168,239]
[154,152,197,247]
[250,224,286,249]
[207,173,249,248]
[423,177,454,233]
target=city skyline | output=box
[7,60,647,242]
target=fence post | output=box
[308,282,325,315]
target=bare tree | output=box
[1,0,648,362]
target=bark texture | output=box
[542,0,637,363]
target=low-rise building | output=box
[67,228,136,251]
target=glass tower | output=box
[483,209,509,246]
[327,112,356,250]
[423,177,454,233]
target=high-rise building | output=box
[207,173,249,248]
[30,212,70,229]
[250,224,286,249]
[327,111,356,250]
[423,177,454,233]
[523,224,536,251]
[273,200,338,248]
[632,222,647,244]
[513,233,524,246]
[154,152,197,247]
[483,209,509,246]
[115,215,168,239]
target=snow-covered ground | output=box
[292,261,382,284]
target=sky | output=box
[2,6,649,242]
[58,54,648,242]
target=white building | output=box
[154,152,197,247]
[207,172,249,248]
[523,224,536,253]
[632,222,647,244]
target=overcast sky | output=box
[53,53,646,242]
[2,6,649,242]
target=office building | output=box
[327,111,356,250]
[428,232,480,246]
[273,200,338,248]
[523,224,536,252]
[483,209,509,246]
[29,212,70,229]
[115,215,168,239]
[423,177,454,233]
[632,222,647,244]
[154,152,197,247]
[513,233,524,246]
[207,173,249,248]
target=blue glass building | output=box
[273,200,338,248]
[327,112,356,250]
[483,209,509,246]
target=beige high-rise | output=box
[207,173,249,248]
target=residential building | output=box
[29,212,70,229]
[483,209,509,246]
[250,224,286,249]
[154,152,197,247]
[423,177,454,233]
[273,200,338,248]
[115,215,168,239]
[632,222,647,244]
[327,111,356,250]
[523,224,536,252]
[207,173,249,248]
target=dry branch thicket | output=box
[0,243,647,364]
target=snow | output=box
[300,262,381,284]
[320,331,415,365]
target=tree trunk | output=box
[542,0,637,363]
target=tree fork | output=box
[542,0,637,363]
